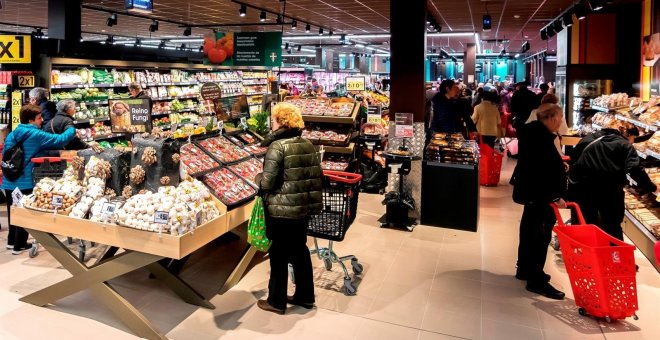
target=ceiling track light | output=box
[540,28,548,40]
[297,45,301,52]
[32,28,44,38]
[106,35,114,44]
[588,0,604,11]
[562,12,574,27]
[180,43,186,50]
[149,20,158,32]
[158,40,166,48]
[319,27,324,35]
[546,25,556,38]
[260,10,266,22]
[483,14,492,31]
[276,15,283,24]
[291,20,297,29]
[553,20,564,33]
[135,38,142,46]
[285,42,289,50]
[183,26,192,36]
[106,13,117,27]
[329,30,333,36]
[239,4,247,17]
[305,23,311,33]
[574,4,588,20]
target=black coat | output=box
[42,112,89,150]
[511,88,540,130]
[430,94,476,138]
[255,127,323,219]
[39,100,58,128]
[511,120,566,205]
[569,129,656,194]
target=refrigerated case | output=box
[555,66,612,127]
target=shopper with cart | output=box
[254,102,323,315]
[28,87,57,128]
[568,120,657,241]
[511,103,567,300]
[2,104,76,254]
[42,99,104,152]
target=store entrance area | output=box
[1,158,659,340]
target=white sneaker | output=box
[6,244,13,249]
[11,245,31,255]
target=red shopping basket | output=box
[551,202,638,322]
[479,140,503,186]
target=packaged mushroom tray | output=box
[202,168,257,207]
[196,135,251,164]
[180,143,220,176]
[224,133,267,156]
[22,175,84,214]
[228,157,263,186]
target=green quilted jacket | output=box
[255,127,323,219]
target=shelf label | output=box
[11,187,23,207]
[52,195,64,208]
[101,202,116,217]
[367,113,382,125]
[0,35,31,63]
[345,76,366,91]
[394,112,414,138]
[11,91,21,128]
[154,211,169,224]
[16,75,35,88]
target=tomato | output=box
[208,48,227,64]
[203,38,215,56]
[216,37,228,48]
[222,43,234,57]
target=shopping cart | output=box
[29,157,95,261]
[551,202,639,323]
[307,170,363,296]
[478,137,503,186]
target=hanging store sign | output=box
[475,63,483,73]
[204,32,282,67]
[0,35,31,64]
[109,98,152,133]
[345,76,366,91]
[394,112,414,138]
[125,0,153,13]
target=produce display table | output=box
[10,198,256,340]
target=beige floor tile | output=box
[354,318,421,340]
[366,281,431,329]
[417,331,465,340]
[481,319,543,340]
[481,300,541,328]
[431,275,482,299]
[420,290,481,339]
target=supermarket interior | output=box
[2,0,660,339]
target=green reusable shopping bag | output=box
[247,196,271,252]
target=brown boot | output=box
[257,299,285,315]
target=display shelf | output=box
[302,105,359,125]
[615,115,659,132]
[316,142,355,155]
[152,95,200,101]
[623,211,660,272]
[73,117,109,125]
[151,112,171,117]
[52,83,130,89]
[591,104,629,113]
[73,100,110,105]
[83,133,125,142]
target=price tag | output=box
[154,211,169,224]
[217,120,224,133]
[101,202,116,217]
[345,76,366,91]
[239,117,248,130]
[89,118,95,125]
[52,195,64,208]
[367,113,382,125]
[11,188,23,207]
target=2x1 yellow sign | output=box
[0,35,31,63]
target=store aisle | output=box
[1,157,660,339]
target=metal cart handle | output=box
[31,157,71,164]
[323,170,362,184]
[550,201,586,226]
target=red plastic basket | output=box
[479,142,503,186]
[552,202,638,321]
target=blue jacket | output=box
[1,124,76,190]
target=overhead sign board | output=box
[0,35,31,64]
[125,0,153,13]
[204,32,282,67]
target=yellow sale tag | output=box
[11,91,22,128]
[0,35,31,63]
[367,113,381,125]
[345,76,365,91]
[17,75,35,88]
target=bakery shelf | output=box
[623,211,660,272]
[615,115,658,132]
[591,104,629,113]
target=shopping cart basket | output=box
[551,202,639,323]
[29,157,95,261]
[478,138,503,186]
[307,170,363,296]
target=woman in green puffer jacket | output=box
[255,102,323,315]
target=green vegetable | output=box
[247,111,270,136]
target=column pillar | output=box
[316,48,327,68]
[390,0,426,122]
[463,43,476,85]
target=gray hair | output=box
[128,82,142,92]
[56,99,76,113]
[29,87,49,101]
[537,104,562,121]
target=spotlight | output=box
[135,38,141,46]
[588,0,604,11]
[319,27,323,35]
[574,4,588,20]
[106,13,117,27]
[305,23,311,33]
[260,10,266,22]
[105,35,114,44]
[276,15,283,24]
[32,28,44,38]
[158,40,166,48]
[546,25,556,38]
[340,34,347,44]
[297,45,301,52]
[426,17,431,24]
[287,49,291,54]
[239,4,247,17]
[435,24,442,32]
[563,12,574,27]
[183,27,192,36]
[483,14,492,31]
[553,20,564,33]
[329,30,333,36]
[199,46,204,52]
[285,42,289,50]
[180,43,186,50]
[431,48,437,53]
[149,20,159,32]
[292,20,297,29]
[540,28,548,40]
[521,41,530,53]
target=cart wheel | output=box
[67,237,74,245]
[633,314,639,321]
[605,316,612,323]
[344,278,357,296]
[351,259,363,274]
[578,308,587,316]
[406,225,415,232]
[379,222,387,228]
[29,245,39,258]
[551,235,560,251]
[79,250,85,262]
[323,258,333,271]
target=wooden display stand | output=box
[11,197,258,340]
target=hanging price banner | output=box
[345,76,366,91]
[11,91,22,128]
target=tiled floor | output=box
[1,157,660,339]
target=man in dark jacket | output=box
[511,103,567,300]
[42,99,102,152]
[255,102,322,315]
[129,83,151,99]
[431,79,476,138]
[536,83,549,104]
[510,82,540,130]
[569,121,657,240]
[29,87,57,128]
